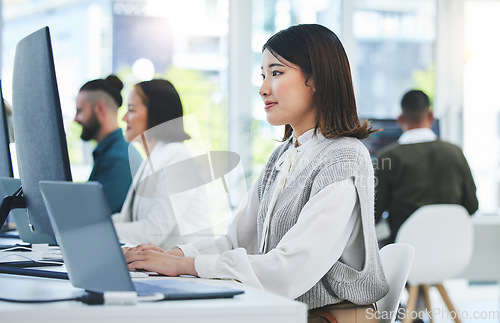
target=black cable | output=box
[0,292,104,305]
[0,296,79,303]
[79,292,105,305]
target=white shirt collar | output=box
[275,129,325,172]
[292,129,325,149]
[398,128,437,145]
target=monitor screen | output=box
[0,81,13,178]
[361,118,440,157]
[12,27,72,235]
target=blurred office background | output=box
[0,0,499,213]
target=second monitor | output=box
[12,26,72,235]
[0,80,13,179]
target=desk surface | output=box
[0,243,307,323]
[0,273,307,323]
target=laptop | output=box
[38,180,244,300]
[0,177,57,245]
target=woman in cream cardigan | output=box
[123,25,388,322]
[112,79,210,249]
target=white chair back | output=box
[395,204,473,285]
[376,243,414,323]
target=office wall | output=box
[3,0,499,213]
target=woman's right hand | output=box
[122,243,164,254]
[166,248,185,257]
[123,247,195,276]
[122,243,185,257]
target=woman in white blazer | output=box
[112,79,210,249]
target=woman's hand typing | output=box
[122,243,195,276]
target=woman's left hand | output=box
[124,248,197,277]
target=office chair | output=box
[376,243,414,323]
[395,204,473,323]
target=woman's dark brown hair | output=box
[262,24,377,140]
[135,79,190,142]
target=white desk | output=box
[0,273,307,322]
[0,243,306,322]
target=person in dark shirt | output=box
[374,90,478,246]
[74,75,142,213]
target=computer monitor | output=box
[0,81,13,178]
[362,118,440,156]
[11,26,72,235]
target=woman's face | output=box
[259,49,316,137]
[123,87,148,142]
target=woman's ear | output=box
[306,76,315,91]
